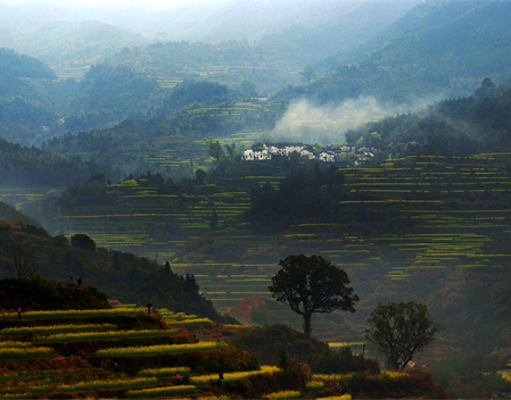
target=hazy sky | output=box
[1,0,228,9]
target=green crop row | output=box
[0,308,146,320]
[0,345,53,360]
[33,328,178,343]
[0,323,117,336]
[58,377,157,392]
[138,366,191,377]
[96,341,228,357]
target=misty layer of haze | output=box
[270,96,436,145]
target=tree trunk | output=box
[303,313,312,335]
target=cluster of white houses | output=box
[242,143,375,165]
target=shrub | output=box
[307,348,379,374]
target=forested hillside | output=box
[0,138,116,187]
[0,213,233,323]
[64,63,162,132]
[279,0,511,104]
[45,81,281,178]
[346,80,511,157]
[0,48,73,145]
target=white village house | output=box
[242,143,373,164]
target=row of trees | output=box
[269,254,441,370]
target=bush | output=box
[307,348,379,374]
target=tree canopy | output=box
[365,301,442,370]
[268,254,359,335]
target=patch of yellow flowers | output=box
[57,377,157,392]
[0,308,146,320]
[33,328,178,343]
[189,366,279,385]
[0,323,117,336]
[0,342,53,360]
[138,366,191,377]
[264,390,301,399]
[96,341,228,357]
[305,381,325,391]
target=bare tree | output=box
[6,249,39,279]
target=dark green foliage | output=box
[0,202,40,227]
[164,81,230,111]
[269,254,359,335]
[338,370,449,399]
[232,324,329,366]
[249,165,347,231]
[71,234,96,252]
[365,301,442,370]
[429,353,510,398]
[58,177,118,212]
[226,358,309,399]
[0,137,113,187]
[0,48,56,79]
[281,1,511,104]
[277,348,290,370]
[343,82,511,157]
[0,219,230,322]
[307,347,379,374]
[65,63,161,132]
[0,276,110,310]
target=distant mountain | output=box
[0,47,56,79]
[0,0,415,86]
[0,48,74,145]
[280,0,511,104]
[255,0,420,60]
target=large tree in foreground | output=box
[365,301,442,370]
[268,254,359,335]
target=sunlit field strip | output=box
[57,377,157,392]
[127,384,196,398]
[164,319,214,325]
[314,373,355,380]
[328,342,365,348]
[33,329,179,343]
[0,323,117,336]
[96,341,228,357]
[0,345,53,360]
[0,308,146,320]
[0,341,36,349]
[138,366,191,377]
[189,366,279,385]
[306,381,325,391]
[264,390,301,399]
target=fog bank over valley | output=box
[270,94,443,145]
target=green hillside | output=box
[64,63,162,132]
[0,217,233,324]
[0,138,115,187]
[281,1,511,104]
[25,151,511,347]
[0,290,453,400]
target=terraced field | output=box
[8,153,511,342]
[46,153,511,314]
[0,307,289,399]
[2,305,448,398]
